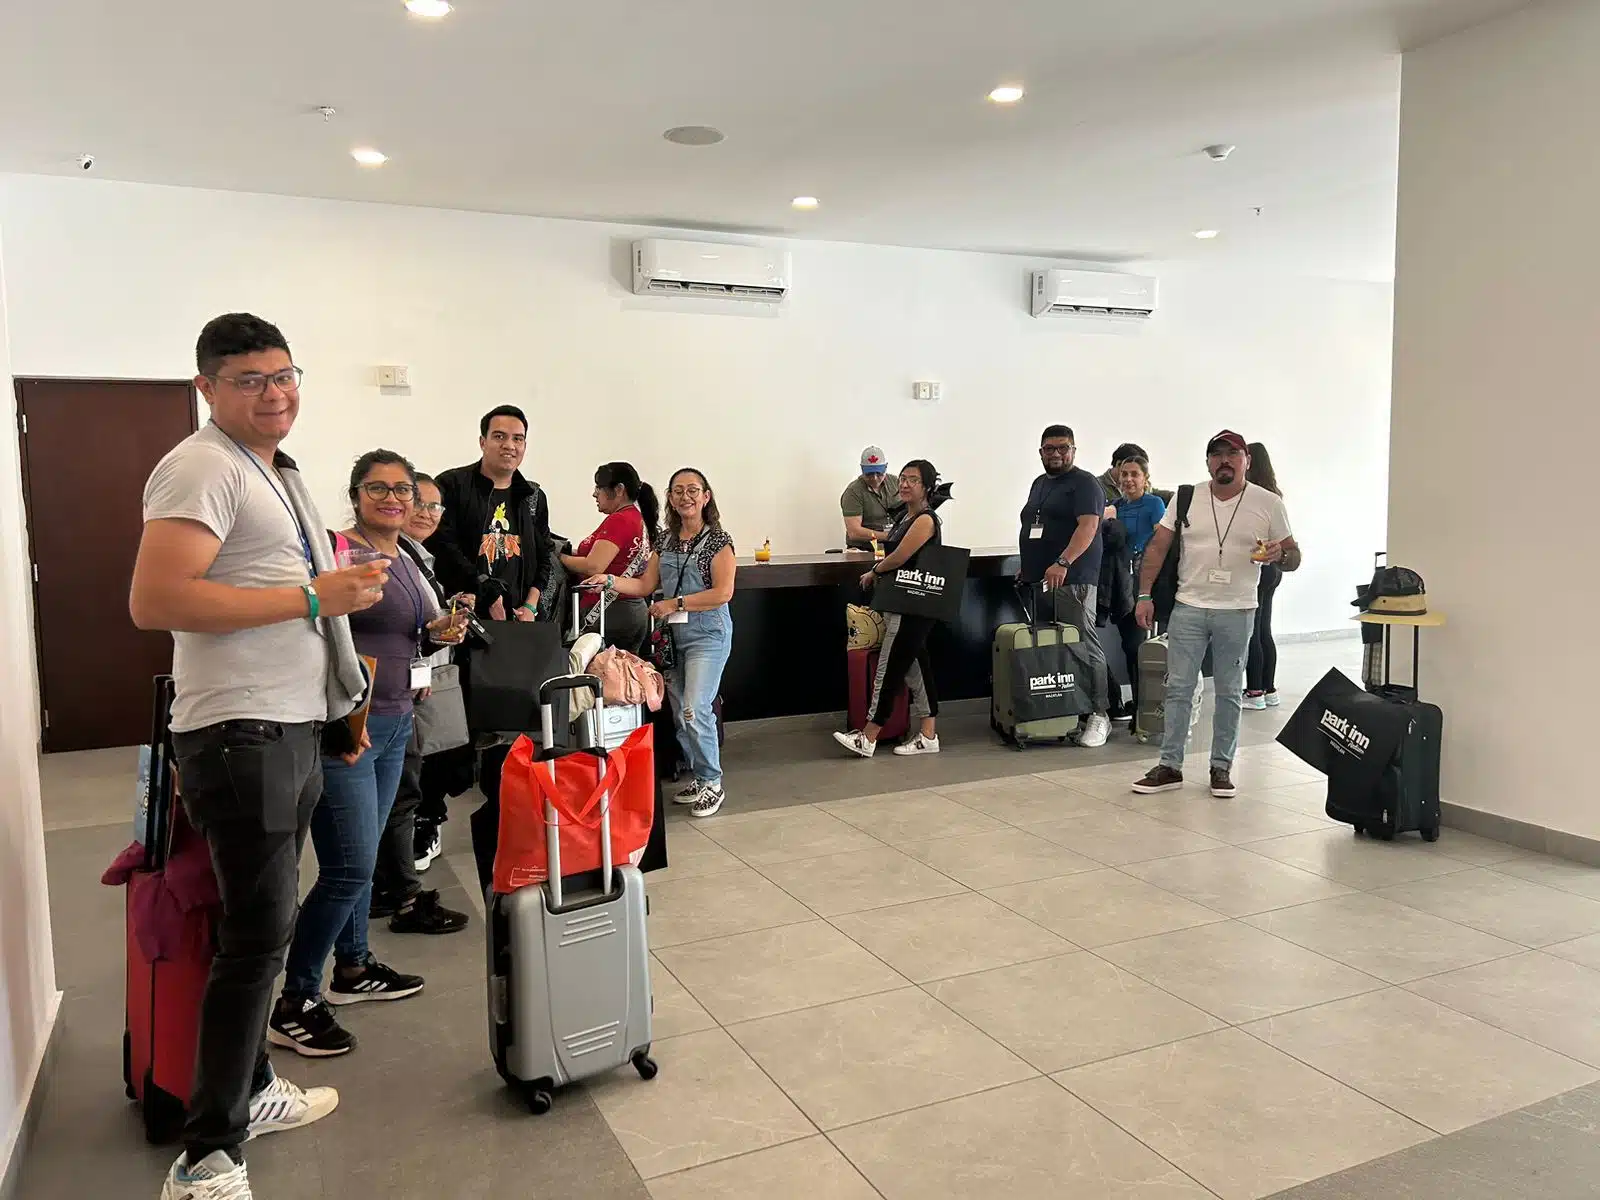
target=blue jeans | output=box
[282,709,413,998]
[1159,603,1253,771]
[666,612,733,786]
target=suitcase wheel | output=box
[521,1082,553,1116]
[1421,826,1440,843]
[1351,824,1365,837]
[1134,732,1149,744]
[123,1031,135,1100]
[632,1049,659,1081]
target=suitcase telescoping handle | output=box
[569,581,607,644]
[145,674,177,870]
[535,674,611,905]
[1015,580,1068,633]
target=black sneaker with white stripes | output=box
[327,956,425,1006]
[267,996,356,1058]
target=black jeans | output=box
[373,726,423,903]
[1043,583,1109,713]
[1115,611,1148,714]
[870,613,939,726]
[171,718,322,1162]
[1247,566,1282,693]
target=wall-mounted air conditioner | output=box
[1030,269,1158,318]
[632,238,790,302]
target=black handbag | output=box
[871,543,970,623]
[466,622,566,732]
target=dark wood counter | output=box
[734,548,1021,590]
[720,545,1029,722]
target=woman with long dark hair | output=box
[269,450,469,1058]
[584,467,736,816]
[1245,441,1284,709]
[561,462,659,652]
[834,459,944,759]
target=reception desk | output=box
[720,548,1026,720]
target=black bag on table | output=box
[466,622,567,732]
[871,544,971,624]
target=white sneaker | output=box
[832,730,877,758]
[690,782,725,818]
[1077,713,1111,748]
[893,733,941,756]
[672,779,706,805]
[1243,692,1268,711]
[413,827,441,873]
[161,1151,252,1199]
[247,1070,339,1141]
[1264,691,1282,708]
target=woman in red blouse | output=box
[561,461,659,652]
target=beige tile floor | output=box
[26,642,1600,1200]
[628,740,1600,1199]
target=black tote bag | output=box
[1277,668,1407,794]
[1009,629,1097,722]
[871,544,971,623]
[467,622,567,732]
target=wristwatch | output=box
[675,595,686,613]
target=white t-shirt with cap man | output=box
[1161,481,1292,610]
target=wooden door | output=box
[16,379,197,752]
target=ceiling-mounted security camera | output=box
[1202,144,1235,162]
[75,154,96,171]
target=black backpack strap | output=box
[1175,484,1195,528]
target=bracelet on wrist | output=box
[1137,593,1153,602]
[302,584,320,620]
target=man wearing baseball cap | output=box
[1130,429,1299,798]
[840,446,904,551]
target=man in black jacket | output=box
[426,405,550,622]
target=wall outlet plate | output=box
[912,381,941,401]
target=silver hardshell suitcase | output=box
[487,674,657,1115]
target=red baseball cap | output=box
[1206,429,1247,454]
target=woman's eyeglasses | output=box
[360,482,417,501]
[413,502,445,515]
[669,487,705,499]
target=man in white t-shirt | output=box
[1128,430,1299,798]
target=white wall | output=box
[0,174,1392,635]
[0,224,61,1185]
[1392,0,1600,839]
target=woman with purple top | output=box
[268,450,468,1058]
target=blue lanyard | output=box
[226,435,315,574]
[355,528,426,639]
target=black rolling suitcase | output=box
[1324,697,1442,842]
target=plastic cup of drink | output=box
[336,545,388,594]
[1251,539,1271,562]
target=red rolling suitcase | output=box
[847,648,909,741]
[122,674,211,1144]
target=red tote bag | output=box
[493,724,656,894]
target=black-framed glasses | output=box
[360,481,417,501]
[209,367,303,397]
[1040,443,1073,455]
[413,501,445,515]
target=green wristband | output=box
[1137,593,1153,602]
[302,584,320,619]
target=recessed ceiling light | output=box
[1193,229,1220,239]
[404,0,452,16]
[351,147,388,167]
[791,196,819,210]
[988,85,1025,104]
[663,125,725,146]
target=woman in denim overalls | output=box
[585,467,736,816]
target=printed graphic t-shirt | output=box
[478,487,523,601]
